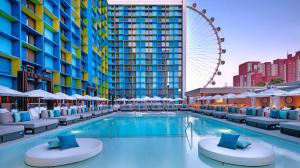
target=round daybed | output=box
[25,138,103,167]
[198,138,275,166]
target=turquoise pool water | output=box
[1,112,300,168]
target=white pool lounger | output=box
[198,138,275,166]
[25,138,103,167]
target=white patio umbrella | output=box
[175,97,184,101]
[26,89,59,99]
[83,95,94,100]
[222,93,236,99]
[256,88,288,97]
[287,88,300,96]
[55,92,75,100]
[153,96,162,101]
[212,95,222,100]
[163,97,172,101]
[115,98,128,104]
[141,96,151,101]
[235,91,257,98]
[72,94,85,100]
[0,85,28,97]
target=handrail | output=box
[185,121,193,149]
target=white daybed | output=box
[25,138,103,167]
[198,138,275,166]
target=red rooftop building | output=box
[233,51,300,87]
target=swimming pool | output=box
[1,112,300,168]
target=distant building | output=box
[233,51,300,87]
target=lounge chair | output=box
[76,107,93,120]
[226,107,263,123]
[280,121,300,137]
[120,105,135,111]
[0,125,24,143]
[203,106,217,116]
[135,104,148,111]
[165,104,177,111]
[107,105,114,113]
[179,104,191,111]
[92,106,102,117]
[246,110,299,130]
[41,109,80,126]
[213,107,239,119]
[0,111,59,134]
[194,105,206,114]
[151,104,164,111]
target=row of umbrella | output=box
[197,88,300,100]
[0,85,108,101]
[115,96,184,102]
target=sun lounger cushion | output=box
[279,110,288,119]
[21,112,31,122]
[287,110,298,120]
[0,112,14,124]
[280,122,300,131]
[8,119,58,129]
[13,112,21,122]
[41,110,49,119]
[246,117,287,125]
[217,133,240,150]
[0,125,24,135]
[58,135,79,150]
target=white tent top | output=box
[287,88,300,96]
[55,92,75,100]
[26,89,59,99]
[72,94,85,100]
[141,96,151,101]
[83,95,94,100]
[222,93,236,99]
[115,98,128,101]
[0,85,28,97]
[212,95,222,100]
[174,97,184,101]
[153,96,162,101]
[236,91,257,98]
[256,88,288,97]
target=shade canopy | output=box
[256,88,288,97]
[222,93,236,99]
[162,97,172,101]
[55,92,75,100]
[0,85,28,97]
[141,96,151,101]
[174,97,184,101]
[83,95,94,100]
[287,88,300,96]
[115,98,128,101]
[72,94,85,100]
[235,91,257,98]
[212,95,222,99]
[153,96,162,101]
[26,89,59,99]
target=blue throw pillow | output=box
[49,110,54,117]
[21,112,31,122]
[236,139,251,149]
[54,110,61,117]
[251,108,257,116]
[270,110,279,119]
[279,110,289,119]
[48,140,61,149]
[71,109,76,115]
[217,133,240,150]
[246,108,252,115]
[13,112,21,122]
[57,135,79,150]
[85,108,88,112]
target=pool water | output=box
[1,112,300,168]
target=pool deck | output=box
[1,111,300,147]
[191,112,300,144]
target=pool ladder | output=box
[185,121,193,149]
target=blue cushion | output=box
[236,139,251,149]
[48,140,61,149]
[71,109,76,115]
[21,112,31,122]
[217,133,240,150]
[54,110,61,117]
[67,109,72,115]
[279,110,288,119]
[246,108,252,115]
[57,135,79,150]
[85,108,88,112]
[270,109,279,119]
[49,110,54,117]
[251,108,257,116]
[13,112,21,122]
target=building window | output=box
[61,64,66,73]
[61,15,66,24]
[61,52,66,61]
[26,32,35,45]
[61,75,66,85]
[26,49,36,62]
[22,0,35,13]
[61,40,66,49]
[26,16,36,29]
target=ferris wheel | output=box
[185,2,226,91]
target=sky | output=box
[186,0,300,89]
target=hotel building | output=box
[107,0,185,98]
[0,0,185,99]
[233,51,300,87]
